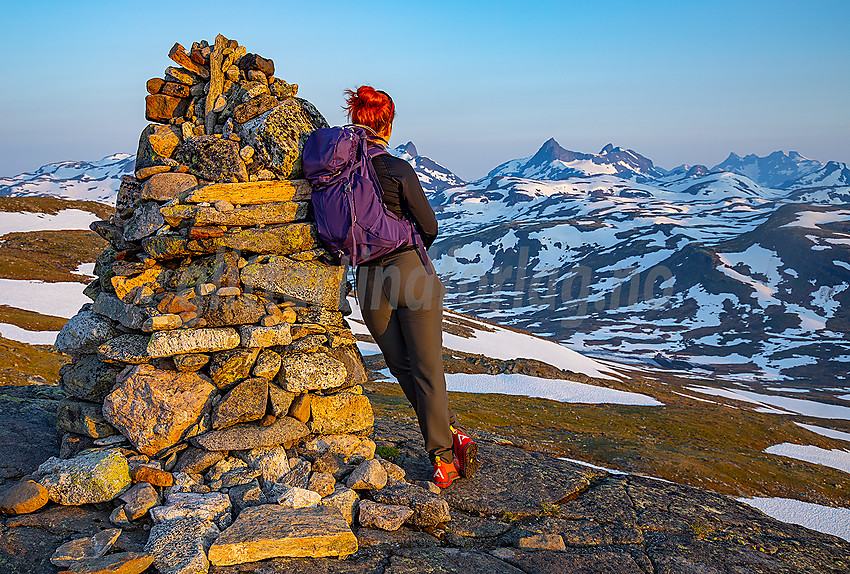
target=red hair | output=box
[343,86,395,134]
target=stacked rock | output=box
[3,36,453,574]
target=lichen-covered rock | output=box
[208,347,261,388]
[277,352,346,393]
[150,491,232,529]
[319,485,359,526]
[59,355,122,403]
[234,446,290,485]
[57,398,117,438]
[55,308,119,356]
[191,415,309,451]
[276,486,321,509]
[207,505,357,565]
[310,391,374,435]
[212,377,268,428]
[36,449,131,505]
[306,471,336,498]
[346,459,388,490]
[204,294,266,327]
[358,500,413,531]
[97,334,151,364]
[92,293,146,330]
[102,364,217,456]
[173,135,248,182]
[241,256,346,309]
[234,98,329,180]
[123,201,166,241]
[147,327,240,357]
[371,481,451,527]
[141,172,198,201]
[238,323,292,348]
[253,349,282,379]
[145,517,220,574]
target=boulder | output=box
[212,377,268,428]
[102,364,217,456]
[59,355,122,402]
[144,517,220,574]
[55,308,119,356]
[36,449,131,505]
[358,500,413,531]
[173,135,248,182]
[191,415,309,451]
[277,352,346,393]
[233,98,329,180]
[241,256,346,310]
[147,327,240,357]
[309,391,374,435]
[207,505,357,565]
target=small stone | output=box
[213,377,268,428]
[56,551,154,574]
[136,165,172,180]
[150,492,232,529]
[377,459,406,481]
[214,200,234,212]
[196,283,217,296]
[253,349,282,379]
[219,467,262,489]
[163,472,201,498]
[216,286,241,296]
[238,324,292,348]
[124,201,166,241]
[207,505,357,565]
[119,482,159,520]
[416,481,442,495]
[172,353,210,372]
[191,416,309,451]
[145,94,189,123]
[212,94,227,113]
[346,459,387,490]
[516,533,567,551]
[228,480,262,514]
[304,435,376,464]
[232,94,278,123]
[239,145,254,161]
[206,457,247,482]
[173,135,248,183]
[0,481,49,515]
[279,459,311,489]
[98,334,150,364]
[109,506,131,527]
[36,450,131,505]
[287,393,311,423]
[309,391,374,435]
[260,414,276,426]
[205,293,267,327]
[319,486,359,526]
[147,124,182,157]
[277,487,321,509]
[307,472,335,498]
[165,66,195,85]
[145,517,220,574]
[371,481,451,527]
[277,352,345,393]
[260,314,280,327]
[147,327,240,358]
[142,314,183,331]
[357,500,413,531]
[131,465,174,487]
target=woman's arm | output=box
[396,161,438,248]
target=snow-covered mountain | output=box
[712,151,824,189]
[0,154,134,203]
[488,139,666,183]
[389,141,465,194]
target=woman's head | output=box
[343,86,395,140]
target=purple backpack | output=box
[302,125,431,270]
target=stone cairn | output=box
[0,35,450,574]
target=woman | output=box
[344,86,479,488]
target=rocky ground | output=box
[0,384,847,574]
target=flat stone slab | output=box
[148,327,241,357]
[438,441,607,518]
[208,505,358,565]
[191,416,309,451]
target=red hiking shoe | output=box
[433,456,459,488]
[451,425,480,478]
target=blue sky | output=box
[1,0,848,180]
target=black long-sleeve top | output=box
[371,152,438,249]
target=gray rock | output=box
[277,352,346,393]
[378,458,406,481]
[278,458,311,489]
[191,415,309,451]
[358,499,413,531]
[346,459,388,490]
[216,467,262,489]
[150,491,232,529]
[119,481,159,520]
[147,327,240,358]
[163,472,201,499]
[124,201,166,241]
[370,481,450,527]
[54,308,119,356]
[50,527,122,566]
[144,517,220,574]
[240,256,346,310]
[319,485,360,526]
[92,293,146,330]
[56,398,117,438]
[35,449,131,505]
[97,334,151,364]
[234,446,290,485]
[228,480,262,515]
[141,172,198,201]
[59,355,122,403]
[276,487,321,509]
